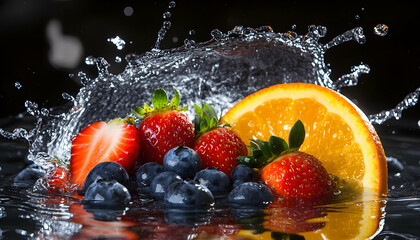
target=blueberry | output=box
[163,146,201,179]
[227,182,273,207]
[194,167,231,196]
[165,180,214,208]
[135,162,165,192]
[83,179,131,208]
[79,161,130,195]
[150,172,183,200]
[14,164,45,187]
[230,164,256,188]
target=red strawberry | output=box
[70,117,140,187]
[261,151,333,203]
[132,88,194,165]
[238,120,334,205]
[192,104,247,176]
[46,166,69,192]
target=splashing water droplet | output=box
[155,21,172,49]
[291,24,297,30]
[163,12,171,19]
[14,82,22,89]
[210,29,224,41]
[107,36,126,50]
[168,1,176,8]
[188,30,195,36]
[355,15,360,20]
[418,120,420,128]
[374,24,389,36]
[369,87,420,124]
[115,56,122,63]
[84,56,96,65]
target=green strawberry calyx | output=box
[193,103,230,135]
[237,119,305,168]
[131,87,188,120]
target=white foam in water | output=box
[0,16,419,171]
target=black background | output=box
[1,0,419,128]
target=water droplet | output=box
[168,1,176,8]
[188,30,195,36]
[417,120,420,128]
[163,11,171,19]
[211,29,224,41]
[14,82,22,89]
[374,24,389,36]
[291,24,297,30]
[124,6,133,16]
[115,56,122,63]
[68,73,75,78]
[107,36,126,50]
[78,71,90,86]
[184,38,196,48]
[355,15,360,20]
[163,21,172,30]
[85,56,96,65]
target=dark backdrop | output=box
[1,0,419,128]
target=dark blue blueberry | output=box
[227,182,273,207]
[230,164,256,188]
[13,164,45,187]
[83,179,131,208]
[135,162,165,192]
[194,167,231,196]
[150,172,183,200]
[163,146,201,179]
[165,180,214,208]
[79,161,130,195]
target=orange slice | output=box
[221,83,387,239]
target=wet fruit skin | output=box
[163,146,201,179]
[138,111,195,165]
[260,151,333,204]
[83,179,131,208]
[193,127,247,177]
[227,182,273,207]
[194,167,231,196]
[134,162,165,192]
[80,161,130,196]
[230,164,256,189]
[165,180,215,208]
[70,119,141,187]
[150,172,183,200]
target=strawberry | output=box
[238,120,334,205]
[192,104,247,176]
[46,166,69,192]
[70,117,141,187]
[132,88,194,165]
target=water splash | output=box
[107,36,126,50]
[14,82,22,89]
[0,23,419,168]
[369,87,420,124]
[374,24,389,36]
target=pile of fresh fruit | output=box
[19,87,338,209]
[14,83,388,239]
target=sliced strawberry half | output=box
[70,117,140,187]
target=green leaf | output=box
[199,118,209,133]
[202,104,218,121]
[260,141,272,158]
[289,119,305,149]
[152,88,168,109]
[268,136,288,155]
[169,87,181,107]
[250,139,261,150]
[237,156,258,168]
[194,104,202,117]
[209,117,218,129]
[252,149,263,159]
